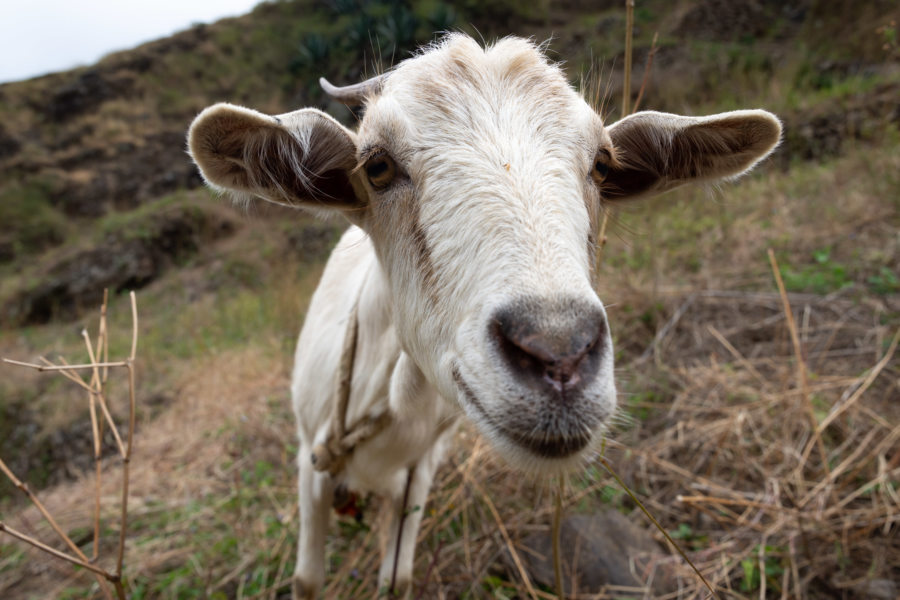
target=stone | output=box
[2,207,234,325]
[508,510,673,596]
[847,578,897,600]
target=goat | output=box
[187,34,781,599]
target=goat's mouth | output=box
[451,365,591,460]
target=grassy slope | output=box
[1,0,899,598]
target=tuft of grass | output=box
[2,3,900,598]
[779,248,853,294]
[0,180,68,260]
[3,142,898,596]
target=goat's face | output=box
[188,35,781,472]
[358,38,615,470]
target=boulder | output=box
[3,207,234,325]
[508,510,673,596]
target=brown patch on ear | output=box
[188,104,364,210]
[604,110,781,201]
[689,113,781,175]
[238,125,359,207]
[311,169,358,207]
[677,118,762,178]
[603,117,671,199]
[367,177,439,305]
[609,117,735,192]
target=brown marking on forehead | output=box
[400,36,574,119]
[585,174,604,290]
[581,128,615,264]
[586,233,596,289]
[502,42,545,76]
[410,211,438,302]
[445,38,483,83]
[366,35,597,301]
[368,179,439,305]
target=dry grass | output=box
[0,149,897,599]
[309,277,898,599]
[2,10,899,595]
[0,276,897,599]
[0,343,292,599]
[607,288,899,598]
[1,291,141,600]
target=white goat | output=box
[188,34,780,599]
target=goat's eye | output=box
[364,152,396,189]
[591,150,612,185]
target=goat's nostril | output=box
[491,302,606,394]
[543,364,580,392]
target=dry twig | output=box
[767,249,830,476]
[632,31,659,113]
[0,290,140,600]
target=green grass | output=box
[779,248,853,294]
[96,191,198,239]
[2,3,900,598]
[668,522,709,551]
[600,131,900,302]
[120,410,299,598]
[739,545,788,595]
[0,180,68,259]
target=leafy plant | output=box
[780,248,853,294]
[740,545,787,594]
[293,33,333,73]
[375,3,421,57]
[425,3,458,32]
[867,266,899,295]
[0,180,67,260]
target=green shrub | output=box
[0,180,67,261]
[780,248,853,294]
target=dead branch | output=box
[0,289,140,600]
[632,32,659,113]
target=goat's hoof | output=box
[291,576,317,600]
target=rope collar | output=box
[309,300,391,477]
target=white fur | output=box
[188,34,781,599]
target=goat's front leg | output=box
[377,442,445,598]
[292,443,334,600]
[377,352,451,597]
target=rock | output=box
[3,207,234,325]
[778,82,900,167]
[675,0,774,42]
[0,394,118,496]
[42,68,135,122]
[285,221,344,262]
[0,122,20,160]
[0,239,14,263]
[506,510,673,596]
[847,579,897,600]
[51,130,205,216]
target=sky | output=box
[0,0,261,84]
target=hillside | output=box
[1,0,898,598]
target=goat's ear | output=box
[188,103,365,215]
[603,109,781,200]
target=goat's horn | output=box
[319,74,387,106]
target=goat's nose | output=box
[490,301,607,395]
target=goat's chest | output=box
[342,383,456,498]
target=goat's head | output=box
[188,35,780,472]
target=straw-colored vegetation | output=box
[1,0,898,598]
[1,292,140,600]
